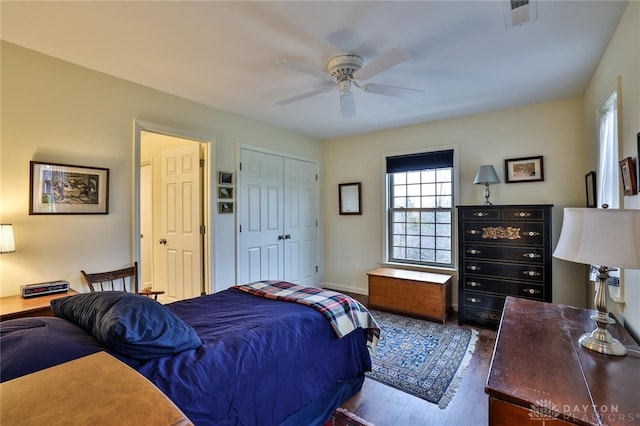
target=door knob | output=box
[159,238,167,245]
[284,234,291,240]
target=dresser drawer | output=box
[463,306,502,325]
[463,276,546,300]
[463,291,505,311]
[463,260,545,282]
[462,221,546,246]
[501,207,548,221]
[461,208,501,220]
[462,244,545,264]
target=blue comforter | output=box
[1,288,372,425]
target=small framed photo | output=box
[504,156,544,183]
[218,202,234,214]
[219,171,233,185]
[585,171,596,208]
[619,157,637,196]
[30,161,109,214]
[218,186,233,199]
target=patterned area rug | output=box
[366,310,478,408]
[325,407,375,426]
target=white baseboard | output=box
[320,281,368,296]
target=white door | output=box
[284,157,317,286]
[238,149,318,286]
[161,144,202,301]
[238,149,284,284]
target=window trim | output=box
[380,145,460,273]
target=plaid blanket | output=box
[235,281,380,353]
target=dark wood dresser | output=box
[457,204,553,327]
[486,297,640,425]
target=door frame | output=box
[133,120,215,295]
[236,144,320,286]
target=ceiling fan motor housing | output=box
[328,55,363,82]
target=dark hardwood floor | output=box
[338,291,497,426]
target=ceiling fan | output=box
[275,48,424,118]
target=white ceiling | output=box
[1,1,628,140]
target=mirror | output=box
[339,182,361,215]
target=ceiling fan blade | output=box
[355,48,410,81]
[275,88,332,106]
[340,92,356,118]
[361,83,424,98]
[276,60,335,83]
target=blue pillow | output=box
[51,292,202,359]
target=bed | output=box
[0,281,378,426]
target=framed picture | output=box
[218,202,234,214]
[339,182,362,215]
[585,171,596,208]
[218,186,233,199]
[29,161,109,215]
[619,157,637,196]
[219,171,233,185]
[504,156,544,183]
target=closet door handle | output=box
[284,234,291,240]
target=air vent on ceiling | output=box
[503,0,537,28]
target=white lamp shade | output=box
[0,224,16,253]
[553,208,640,269]
[473,165,500,185]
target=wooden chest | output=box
[367,268,452,323]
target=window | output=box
[386,150,454,267]
[594,84,623,301]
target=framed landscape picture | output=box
[29,161,109,214]
[504,156,544,183]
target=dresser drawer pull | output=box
[472,212,490,217]
[513,211,532,217]
[467,297,482,303]
[523,270,541,277]
[523,288,541,294]
[467,249,482,255]
[467,229,481,235]
[522,252,541,259]
[467,265,481,271]
[523,231,541,237]
[468,281,482,287]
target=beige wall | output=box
[0,41,322,297]
[322,98,588,309]
[583,2,640,339]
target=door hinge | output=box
[200,225,206,234]
[316,266,319,273]
[316,174,318,181]
[239,162,242,171]
[316,220,318,227]
[200,159,205,167]
[239,224,242,233]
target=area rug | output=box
[324,407,375,426]
[366,310,478,408]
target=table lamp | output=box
[0,224,16,253]
[553,208,640,356]
[473,165,500,205]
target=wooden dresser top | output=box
[486,297,640,425]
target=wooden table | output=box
[0,290,78,321]
[485,297,640,425]
[367,268,452,323]
[0,351,193,425]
